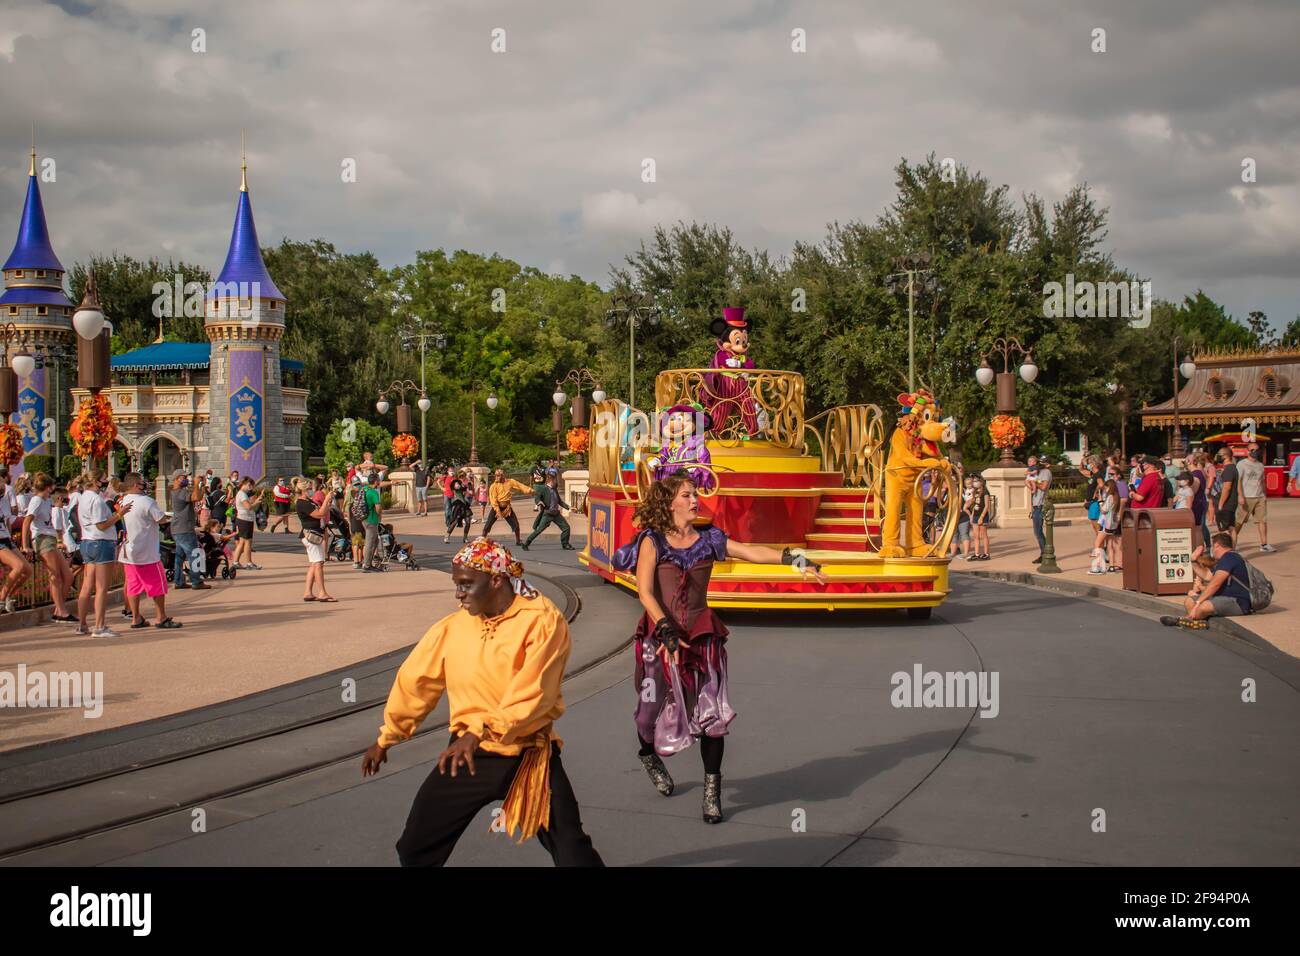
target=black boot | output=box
[702,772,724,823]
[639,753,674,796]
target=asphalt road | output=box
[5,518,1299,867]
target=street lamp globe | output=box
[11,353,35,379]
[73,302,105,340]
[417,396,431,413]
[486,391,499,410]
[376,398,390,415]
[1019,357,1039,383]
[1180,357,1197,379]
[591,387,607,404]
[975,359,995,387]
[552,389,566,407]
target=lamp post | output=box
[72,270,112,469]
[1169,337,1197,459]
[462,385,498,467]
[886,253,938,394]
[605,291,660,409]
[976,336,1039,467]
[1106,382,1131,461]
[552,368,605,468]
[399,317,446,469]
[375,379,427,462]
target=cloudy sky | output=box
[1,0,1297,330]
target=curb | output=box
[955,568,1285,658]
[0,586,126,633]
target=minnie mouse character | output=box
[647,402,715,493]
[702,307,765,439]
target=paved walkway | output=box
[951,498,1299,658]
[0,515,460,752]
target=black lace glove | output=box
[781,547,823,574]
[652,617,687,654]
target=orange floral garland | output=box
[566,426,589,454]
[988,414,1026,449]
[71,394,118,459]
[0,423,23,466]
[392,433,419,459]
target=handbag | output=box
[302,528,326,548]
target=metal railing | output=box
[0,557,126,618]
[655,368,806,448]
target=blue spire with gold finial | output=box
[3,141,64,273]
[207,136,285,302]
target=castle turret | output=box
[2,144,75,474]
[204,152,299,481]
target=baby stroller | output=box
[159,519,176,581]
[199,529,238,580]
[375,521,420,571]
[327,506,352,563]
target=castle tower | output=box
[204,152,298,481]
[2,142,75,475]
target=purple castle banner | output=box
[227,348,265,482]
[9,367,47,481]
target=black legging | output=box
[638,734,724,774]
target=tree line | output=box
[65,155,1296,470]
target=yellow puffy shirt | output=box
[376,593,569,754]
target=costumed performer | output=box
[702,307,765,440]
[362,537,604,866]
[646,401,715,493]
[611,473,825,823]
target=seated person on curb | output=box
[1161,532,1252,628]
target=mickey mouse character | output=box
[702,307,765,439]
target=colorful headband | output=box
[452,537,539,598]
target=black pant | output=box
[482,509,521,540]
[396,742,603,867]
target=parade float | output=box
[580,307,960,615]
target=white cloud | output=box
[851,28,943,69]
[580,190,692,235]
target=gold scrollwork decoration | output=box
[655,369,805,449]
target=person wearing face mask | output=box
[75,469,133,638]
[169,470,209,591]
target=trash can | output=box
[1121,508,1194,595]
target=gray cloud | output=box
[1,0,1296,326]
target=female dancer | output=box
[612,472,824,823]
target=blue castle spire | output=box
[3,150,64,273]
[207,157,285,302]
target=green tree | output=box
[68,254,211,353]
[324,418,393,475]
[266,239,399,457]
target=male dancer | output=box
[362,538,603,866]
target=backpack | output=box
[349,488,370,524]
[1232,560,1274,612]
[68,500,82,543]
[985,493,998,523]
